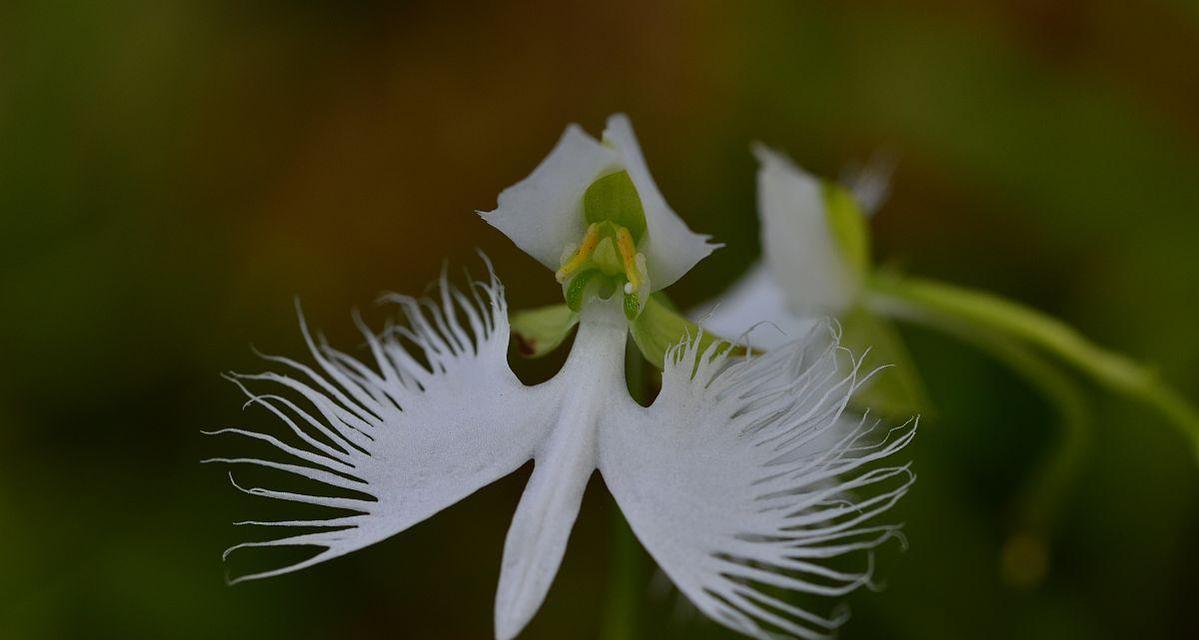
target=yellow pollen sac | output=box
[615,227,641,292]
[555,223,601,283]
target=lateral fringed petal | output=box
[599,323,916,640]
[205,262,555,584]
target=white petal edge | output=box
[599,324,916,640]
[754,144,859,315]
[603,114,720,290]
[205,262,557,584]
[481,125,621,270]
[691,262,821,351]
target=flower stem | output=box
[868,273,1199,461]
[601,503,643,640]
[601,341,649,640]
[892,303,1088,586]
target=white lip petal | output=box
[494,445,593,640]
[602,114,719,290]
[481,125,621,270]
[691,262,821,351]
[207,266,557,584]
[494,300,631,640]
[598,325,915,640]
[754,144,858,315]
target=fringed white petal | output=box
[207,264,557,584]
[755,144,859,315]
[691,262,820,351]
[481,125,621,270]
[598,324,915,640]
[602,114,719,290]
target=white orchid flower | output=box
[207,116,915,640]
[701,141,1199,590]
[700,145,882,347]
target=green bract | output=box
[510,304,579,358]
[821,180,871,283]
[511,293,745,369]
[838,305,929,420]
[629,294,743,368]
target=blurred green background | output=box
[2,1,1198,638]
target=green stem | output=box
[868,273,1199,459]
[601,341,648,640]
[892,303,1088,586]
[982,336,1088,541]
[601,504,642,640]
[989,336,1088,589]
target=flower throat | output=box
[555,171,651,320]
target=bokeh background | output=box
[3,1,1198,638]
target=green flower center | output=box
[555,171,651,320]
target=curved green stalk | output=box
[982,335,1088,550]
[868,273,1199,459]
[889,303,1088,586]
[989,337,1088,588]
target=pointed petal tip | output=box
[493,610,526,640]
[752,143,814,180]
[602,112,632,138]
[483,123,614,269]
[749,139,773,158]
[750,140,787,166]
[564,121,589,136]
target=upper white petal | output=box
[755,144,859,315]
[603,114,719,289]
[691,262,821,351]
[481,125,621,270]
[598,325,915,640]
[481,115,717,290]
[208,266,557,584]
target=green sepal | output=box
[510,304,579,358]
[629,293,747,369]
[584,171,647,242]
[840,305,932,421]
[821,181,871,280]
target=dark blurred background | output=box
[2,1,1198,638]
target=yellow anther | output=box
[555,223,601,283]
[615,227,641,291]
